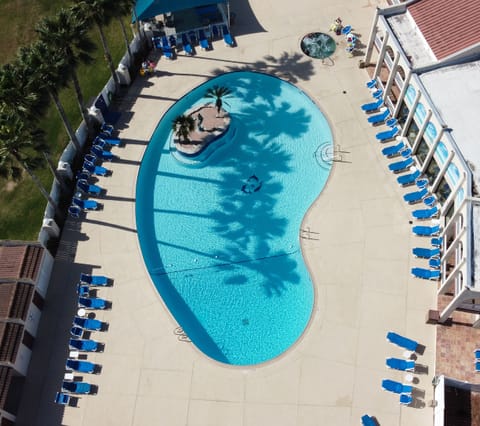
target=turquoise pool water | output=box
[136,71,333,365]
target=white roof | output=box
[420,61,480,191]
[387,12,436,68]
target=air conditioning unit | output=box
[42,218,60,238]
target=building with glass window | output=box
[363,0,480,323]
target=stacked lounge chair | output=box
[411,267,441,280]
[386,331,418,352]
[376,126,400,142]
[412,206,439,220]
[381,379,412,395]
[386,357,415,371]
[80,273,110,286]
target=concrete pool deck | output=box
[16,0,439,425]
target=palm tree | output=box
[172,115,195,143]
[113,0,135,64]
[74,0,121,90]
[0,62,47,121]
[0,112,61,216]
[36,7,96,132]
[17,42,82,153]
[204,85,232,117]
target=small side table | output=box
[404,373,414,383]
[403,350,413,359]
[69,350,79,359]
[64,372,74,381]
[77,308,86,318]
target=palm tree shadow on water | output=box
[141,73,317,363]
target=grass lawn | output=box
[0,1,133,240]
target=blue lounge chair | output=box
[198,29,210,50]
[77,283,90,297]
[68,206,81,219]
[91,145,116,161]
[168,34,177,48]
[416,178,429,189]
[368,108,390,125]
[54,392,71,405]
[376,126,400,142]
[403,187,428,204]
[412,224,440,237]
[381,379,412,395]
[61,381,95,395]
[94,136,121,147]
[341,25,352,35]
[388,157,413,173]
[386,357,415,371]
[429,258,441,269]
[371,89,383,99]
[474,349,480,359]
[77,179,102,196]
[73,316,105,331]
[381,141,405,158]
[80,273,110,286]
[222,25,234,47]
[100,123,114,137]
[361,99,383,112]
[361,414,376,426]
[152,36,162,49]
[475,362,480,372]
[69,338,101,352]
[423,195,436,207]
[78,297,109,310]
[386,331,418,352]
[366,79,377,89]
[431,237,443,247]
[400,393,413,405]
[412,206,439,220]
[70,326,84,338]
[162,45,174,60]
[72,197,99,211]
[181,33,193,56]
[66,359,97,374]
[411,267,441,280]
[412,247,440,258]
[397,169,420,186]
[83,160,110,177]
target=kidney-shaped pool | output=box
[136,71,333,365]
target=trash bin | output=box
[116,63,131,86]
[88,106,104,125]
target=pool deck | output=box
[16,0,439,425]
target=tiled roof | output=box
[0,243,43,282]
[0,366,13,410]
[408,0,480,60]
[0,322,23,363]
[0,282,34,321]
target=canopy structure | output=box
[134,0,228,22]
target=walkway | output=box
[16,0,438,425]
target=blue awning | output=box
[134,0,227,22]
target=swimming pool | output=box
[136,71,333,365]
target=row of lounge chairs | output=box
[69,123,122,218]
[152,25,234,59]
[55,273,113,403]
[381,331,423,406]
[361,79,443,282]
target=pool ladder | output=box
[174,327,191,342]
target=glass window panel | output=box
[436,177,452,204]
[397,100,409,126]
[426,157,440,184]
[415,138,429,165]
[406,120,419,145]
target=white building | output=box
[363,0,480,324]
